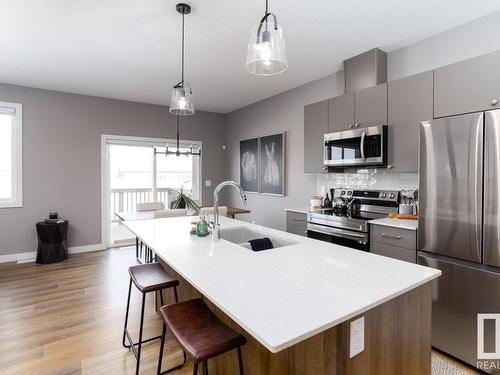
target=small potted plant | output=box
[169,180,200,211]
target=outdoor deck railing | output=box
[110,187,189,220]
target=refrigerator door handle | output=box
[484,110,500,267]
[474,120,483,262]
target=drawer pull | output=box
[293,218,305,222]
[382,233,402,240]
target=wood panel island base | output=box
[124,216,440,375]
[159,260,432,375]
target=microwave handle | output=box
[360,131,366,161]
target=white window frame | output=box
[0,102,22,208]
[100,134,202,247]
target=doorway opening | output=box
[101,135,201,247]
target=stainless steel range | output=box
[307,189,399,251]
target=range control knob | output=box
[341,191,346,196]
[389,193,395,199]
[347,191,352,196]
[380,193,387,198]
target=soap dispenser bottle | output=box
[323,193,331,208]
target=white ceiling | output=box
[1,1,500,113]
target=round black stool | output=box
[35,220,69,264]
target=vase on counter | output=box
[196,217,209,237]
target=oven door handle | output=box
[360,131,366,161]
[307,223,368,241]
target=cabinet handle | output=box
[293,218,305,222]
[492,99,499,106]
[354,123,360,128]
[382,233,402,240]
[348,124,353,129]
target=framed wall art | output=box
[260,133,285,196]
[239,138,259,193]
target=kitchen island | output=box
[124,216,440,375]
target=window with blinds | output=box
[0,102,22,208]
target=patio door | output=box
[101,135,202,247]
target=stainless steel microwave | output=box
[324,125,387,167]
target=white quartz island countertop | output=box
[124,216,439,353]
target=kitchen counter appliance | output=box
[307,189,399,250]
[324,125,388,168]
[418,109,500,372]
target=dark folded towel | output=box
[248,237,274,251]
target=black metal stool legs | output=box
[130,293,146,374]
[122,279,133,348]
[157,323,187,375]
[123,278,163,375]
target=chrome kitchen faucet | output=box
[212,181,247,240]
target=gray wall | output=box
[0,83,226,255]
[225,11,500,230]
[225,72,345,230]
[388,11,500,81]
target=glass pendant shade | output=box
[246,18,287,75]
[169,84,194,115]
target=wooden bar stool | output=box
[122,263,181,375]
[157,298,246,375]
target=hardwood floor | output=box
[0,247,191,375]
[0,246,482,375]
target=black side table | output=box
[36,221,69,264]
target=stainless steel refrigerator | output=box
[418,109,500,371]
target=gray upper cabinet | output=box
[434,50,500,118]
[328,93,355,132]
[355,83,388,128]
[304,99,328,173]
[388,71,433,172]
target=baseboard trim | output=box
[69,244,106,254]
[0,251,36,263]
[0,243,106,264]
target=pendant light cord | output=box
[176,115,180,151]
[181,11,185,85]
[257,0,278,41]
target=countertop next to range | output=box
[368,217,418,231]
[124,216,437,353]
[284,207,322,214]
[285,207,418,231]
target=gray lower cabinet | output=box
[387,71,433,172]
[355,83,387,128]
[370,224,417,263]
[304,100,328,173]
[371,242,416,263]
[328,93,355,132]
[286,211,307,237]
[434,50,500,118]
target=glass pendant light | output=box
[170,3,195,115]
[246,0,288,75]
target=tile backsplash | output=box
[316,169,418,195]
